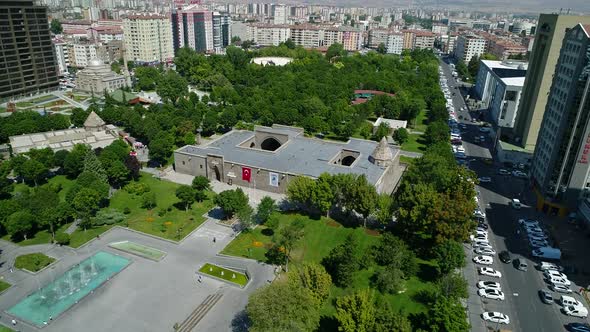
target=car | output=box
[471,235,488,242]
[547,276,571,286]
[511,198,522,209]
[471,118,477,123]
[512,170,527,178]
[472,239,490,247]
[473,210,486,218]
[479,135,486,141]
[479,127,491,133]
[530,239,551,248]
[498,169,510,175]
[539,289,554,304]
[540,261,565,272]
[526,229,547,237]
[528,234,549,242]
[478,222,489,230]
[478,177,492,183]
[477,281,501,290]
[499,250,512,263]
[544,270,569,280]
[475,229,488,236]
[474,248,496,256]
[524,225,544,234]
[474,243,493,251]
[563,305,588,318]
[456,146,466,153]
[473,255,493,265]
[479,267,502,278]
[481,312,509,325]
[566,322,590,332]
[478,288,505,300]
[476,226,488,232]
[551,283,573,294]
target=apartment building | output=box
[514,14,590,151]
[54,39,70,76]
[431,23,449,35]
[290,24,322,48]
[172,6,231,54]
[273,4,288,25]
[530,23,590,214]
[212,12,231,53]
[444,34,458,54]
[123,14,173,64]
[247,23,290,46]
[340,26,362,51]
[368,29,389,48]
[71,42,97,67]
[489,40,527,60]
[402,30,415,49]
[454,34,487,62]
[385,33,403,54]
[413,31,435,50]
[0,0,59,100]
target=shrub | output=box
[123,207,131,214]
[158,209,167,217]
[93,208,125,226]
[141,192,157,209]
[55,232,70,245]
[125,182,151,195]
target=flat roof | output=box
[176,127,398,184]
[481,59,528,71]
[499,76,525,87]
[499,140,533,153]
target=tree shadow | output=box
[317,315,339,332]
[230,310,250,332]
[416,262,439,282]
[412,288,437,305]
[261,228,274,236]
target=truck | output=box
[532,247,561,260]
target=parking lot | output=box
[440,56,590,332]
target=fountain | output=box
[8,251,130,327]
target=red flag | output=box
[242,167,251,182]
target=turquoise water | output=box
[8,251,130,327]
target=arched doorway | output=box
[260,137,281,151]
[213,165,221,181]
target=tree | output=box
[282,38,296,49]
[106,160,130,187]
[374,122,390,141]
[424,120,450,145]
[141,192,157,209]
[148,133,174,166]
[287,176,316,211]
[92,208,125,226]
[237,204,254,230]
[134,66,160,91]
[50,19,63,34]
[21,159,48,186]
[191,175,210,191]
[377,42,387,54]
[322,234,360,287]
[393,127,409,145]
[71,108,89,127]
[5,211,35,240]
[275,219,305,271]
[335,289,376,332]
[72,188,102,229]
[255,196,276,224]
[214,188,249,219]
[424,296,470,332]
[374,303,412,332]
[326,43,346,60]
[83,150,108,184]
[64,144,91,178]
[373,233,418,276]
[54,149,69,168]
[124,155,141,180]
[27,147,55,168]
[247,281,320,332]
[467,55,479,79]
[293,263,332,303]
[375,194,393,227]
[175,185,196,211]
[433,240,465,275]
[313,174,334,216]
[156,71,188,105]
[437,272,468,300]
[0,177,13,199]
[349,176,378,227]
[373,265,405,294]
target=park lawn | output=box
[199,263,248,287]
[107,173,214,241]
[12,175,75,202]
[30,95,56,103]
[2,223,71,246]
[0,280,11,293]
[15,101,33,107]
[399,155,416,165]
[14,253,55,272]
[68,225,114,248]
[0,107,6,113]
[220,226,272,261]
[0,326,14,332]
[411,109,429,133]
[401,133,426,153]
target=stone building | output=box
[75,59,127,94]
[174,125,403,194]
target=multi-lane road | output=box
[439,57,589,332]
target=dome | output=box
[88,59,104,67]
[371,137,394,162]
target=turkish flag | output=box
[242,167,252,182]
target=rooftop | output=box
[176,126,399,184]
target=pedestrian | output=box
[213,237,216,243]
[49,316,52,321]
[11,319,16,326]
[9,267,13,273]
[198,275,202,283]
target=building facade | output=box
[454,34,487,62]
[75,59,127,93]
[53,39,70,76]
[247,23,290,46]
[123,14,174,64]
[0,0,59,101]
[514,14,590,150]
[530,23,590,214]
[385,33,403,54]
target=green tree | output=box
[374,122,390,141]
[373,265,405,294]
[313,174,334,216]
[27,147,55,168]
[148,133,173,166]
[424,120,450,145]
[237,204,254,231]
[349,176,378,227]
[54,149,69,168]
[64,144,91,178]
[21,159,48,186]
[393,127,409,144]
[141,192,157,209]
[433,240,465,275]
[424,296,470,332]
[293,262,332,303]
[275,219,305,271]
[71,108,89,127]
[377,43,387,54]
[83,150,108,184]
[134,67,160,91]
[214,188,249,219]
[326,43,346,60]
[255,196,277,224]
[191,175,210,191]
[5,211,35,240]
[50,19,63,34]
[335,289,376,332]
[375,194,393,227]
[322,234,360,286]
[175,185,196,211]
[373,233,418,276]
[156,71,188,105]
[247,281,320,332]
[73,188,102,229]
[468,55,480,79]
[106,160,130,187]
[374,303,412,332]
[92,208,125,226]
[437,272,468,300]
[287,176,316,209]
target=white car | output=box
[474,243,493,250]
[482,312,509,325]
[479,267,502,278]
[478,177,492,183]
[513,170,527,178]
[474,210,486,218]
[456,146,466,153]
[563,305,588,318]
[475,229,488,236]
[474,248,496,256]
[477,281,501,290]
[551,284,573,294]
[471,235,488,243]
[524,225,544,233]
[478,288,505,300]
[498,169,510,175]
[547,275,571,286]
[544,270,569,280]
[528,234,549,242]
[540,262,564,272]
[473,255,494,265]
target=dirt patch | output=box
[364,228,381,237]
[327,220,342,228]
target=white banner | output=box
[269,172,279,187]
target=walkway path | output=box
[51,91,88,110]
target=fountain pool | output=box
[8,251,130,327]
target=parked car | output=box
[551,283,573,294]
[547,275,571,286]
[479,267,502,278]
[514,258,528,271]
[566,322,590,332]
[563,305,588,318]
[519,218,539,227]
[499,250,512,263]
[539,289,554,304]
[481,312,509,325]
[474,210,486,218]
[478,177,492,183]
[544,270,569,281]
[474,248,496,256]
[477,281,501,290]
[511,198,522,209]
[512,170,527,178]
[498,169,510,175]
[474,243,494,251]
[478,288,505,300]
[473,255,494,265]
[530,239,551,248]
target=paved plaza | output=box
[0,220,275,332]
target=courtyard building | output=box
[530,23,590,215]
[174,125,403,194]
[75,59,128,94]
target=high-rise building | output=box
[212,11,231,53]
[273,4,288,25]
[0,0,59,101]
[53,39,70,76]
[385,33,403,54]
[454,34,487,62]
[173,5,230,54]
[123,14,174,65]
[514,14,590,150]
[246,23,290,46]
[530,23,590,215]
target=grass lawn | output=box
[107,173,214,241]
[0,107,6,113]
[109,241,166,261]
[14,253,55,272]
[410,109,429,133]
[0,326,14,332]
[69,225,114,248]
[2,223,71,246]
[13,175,75,202]
[15,101,33,107]
[30,95,56,103]
[0,280,11,293]
[199,263,249,287]
[401,133,426,153]
[399,155,416,165]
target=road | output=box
[439,57,587,332]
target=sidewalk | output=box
[462,244,487,332]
